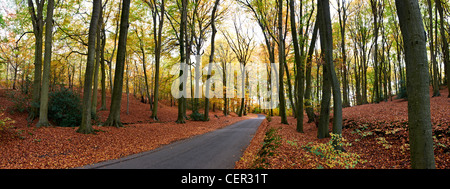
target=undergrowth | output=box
[251,127,281,169]
[302,133,366,169]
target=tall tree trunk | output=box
[100,15,107,111]
[151,0,165,121]
[204,0,220,121]
[338,0,350,107]
[321,0,342,136]
[77,0,102,134]
[176,0,187,124]
[304,21,318,123]
[371,0,380,103]
[436,0,450,97]
[289,0,303,132]
[427,0,440,97]
[316,1,330,139]
[36,0,54,127]
[395,0,436,169]
[278,0,288,124]
[102,0,131,128]
[27,0,44,122]
[91,8,103,117]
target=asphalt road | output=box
[82,114,265,169]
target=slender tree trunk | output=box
[204,0,220,121]
[91,8,102,117]
[102,0,131,128]
[289,0,303,132]
[77,0,102,134]
[36,0,54,127]
[27,0,44,122]
[427,0,440,97]
[436,0,450,97]
[305,20,319,123]
[176,0,187,124]
[100,16,107,111]
[151,0,165,121]
[278,0,288,124]
[395,0,435,169]
[319,0,342,136]
[371,0,380,103]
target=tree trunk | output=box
[427,0,440,97]
[27,0,44,122]
[102,0,131,128]
[151,0,165,121]
[91,8,102,117]
[395,0,435,169]
[289,0,303,132]
[320,0,342,136]
[278,0,288,124]
[176,0,187,124]
[436,0,450,97]
[305,20,319,123]
[36,0,54,127]
[77,0,102,134]
[100,15,107,111]
[371,0,380,103]
[204,0,220,121]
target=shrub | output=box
[397,80,407,99]
[265,115,271,122]
[5,90,30,114]
[302,133,367,169]
[48,88,82,127]
[252,127,281,169]
[189,111,204,121]
[0,111,15,137]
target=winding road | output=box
[82,114,265,169]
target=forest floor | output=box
[236,87,450,169]
[0,89,255,169]
[1,87,449,169]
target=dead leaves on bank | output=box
[0,89,251,169]
[236,88,450,169]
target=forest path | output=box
[81,114,265,169]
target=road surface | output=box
[82,114,265,169]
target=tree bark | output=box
[204,0,220,121]
[151,0,165,121]
[176,0,187,124]
[102,0,131,128]
[278,0,288,124]
[427,0,440,97]
[91,7,102,117]
[77,0,102,134]
[436,0,450,97]
[371,0,380,103]
[36,0,54,127]
[395,0,436,169]
[289,0,303,132]
[100,13,107,111]
[305,20,319,123]
[27,0,44,122]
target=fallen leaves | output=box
[236,87,450,169]
[0,89,252,169]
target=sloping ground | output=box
[236,87,450,169]
[0,89,255,169]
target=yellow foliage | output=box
[302,133,367,169]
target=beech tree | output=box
[317,0,342,138]
[204,0,221,121]
[103,0,131,128]
[77,0,102,134]
[395,0,435,169]
[36,0,54,127]
[27,0,45,122]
